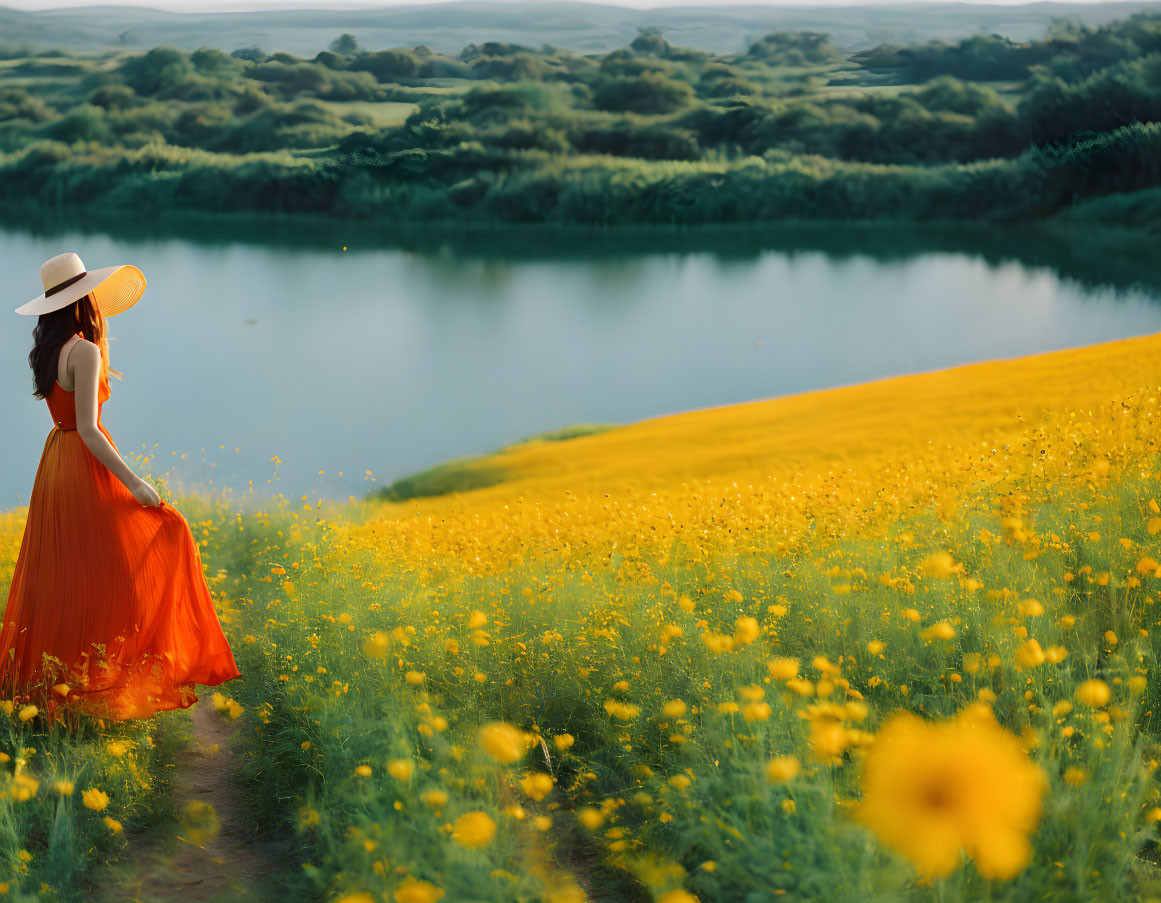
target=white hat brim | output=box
[14,264,146,317]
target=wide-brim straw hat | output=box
[14,251,146,317]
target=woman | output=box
[2,251,241,721]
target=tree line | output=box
[0,13,1157,225]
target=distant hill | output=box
[2,1,1160,56]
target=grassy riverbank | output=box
[3,121,1160,227]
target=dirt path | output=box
[99,699,288,903]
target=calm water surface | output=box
[2,217,1160,509]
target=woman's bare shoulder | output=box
[71,338,100,358]
[68,339,102,373]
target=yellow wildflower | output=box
[1076,680,1111,708]
[452,811,496,848]
[478,722,529,764]
[766,756,801,783]
[856,704,1045,880]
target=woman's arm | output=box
[71,340,158,504]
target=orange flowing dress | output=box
[0,366,241,720]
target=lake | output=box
[2,213,1160,510]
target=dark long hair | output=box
[27,293,122,400]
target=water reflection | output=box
[5,207,1160,295]
[1,213,1159,510]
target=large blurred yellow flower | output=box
[657,891,700,903]
[452,811,496,848]
[765,755,801,783]
[920,621,956,641]
[661,699,687,719]
[520,772,554,801]
[362,631,389,660]
[1076,679,1111,708]
[768,657,799,680]
[918,551,958,578]
[856,704,1045,880]
[732,616,760,646]
[394,878,445,903]
[11,771,38,802]
[421,789,448,808]
[478,721,528,764]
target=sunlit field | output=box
[6,331,1161,900]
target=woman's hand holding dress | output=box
[71,341,159,506]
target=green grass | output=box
[370,422,618,502]
[371,454,507,502]
[1053,186,1161,236]
[321,100,420,127]
[514,423,617,444]
[176,389,1161,902]
[0,706,189,900]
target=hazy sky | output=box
[4,0,1118,9]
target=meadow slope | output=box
[370,328,1161,508]
[6,330,1161,901]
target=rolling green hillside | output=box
[0,9,1159,228]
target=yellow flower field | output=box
[374,329,1161,503]
[5,330,1161,900]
